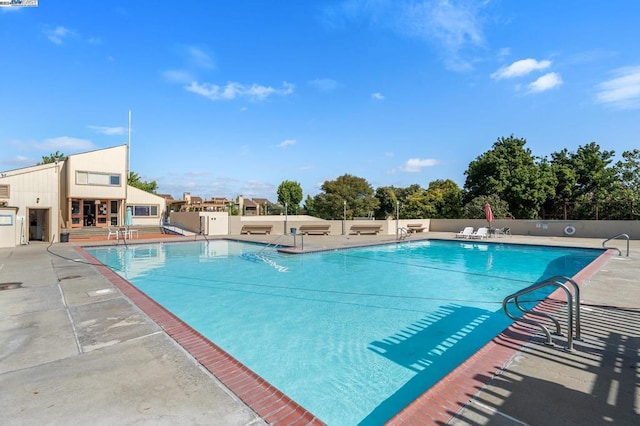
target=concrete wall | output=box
[199,212,229,235]
[0,206,18,248]
[226,216,430,236]
[169,212,202,232]
[429,219,640,239]
[167,212,638,240]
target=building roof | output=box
[252,197,271,204]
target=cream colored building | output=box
[0,145,166,246]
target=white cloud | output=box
[88,125,126,136]
[309,78,339,92]
[497,47,511,57]
[162,69,194,84]
[491,59,551,79]
[400,0,486,71]
[1,6,21,14]
[276,139,296,148]
[34,136,95,151]
[241,179,276,197]
[371,92,385,100]
[186,81,294,101]
[527,72,562,93]
[401,157,439,172]
[186,46,215,69]
[44,26,73,44]
[595,66,640,109]
[324,0,488,72]
[3,155,33,167]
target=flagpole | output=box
[124,110,131,228]
[127,110,131,175]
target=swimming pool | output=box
[86,239,602,425]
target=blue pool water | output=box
[86,240,601,425]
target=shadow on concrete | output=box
[446,303,640,425]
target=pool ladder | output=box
[502,275,581,351]
[257,234,287,254]
[602,233,630,256]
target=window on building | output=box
[0,184,9,198]
[131,205,159,217]
[76,171,122,186]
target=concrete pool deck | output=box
[1,233,638,425]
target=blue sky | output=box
[2,1,639,201]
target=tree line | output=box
[40,134,639,221]
[277,135,640,221]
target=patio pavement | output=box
[0,232,638,425]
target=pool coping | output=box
[76,241,615,425]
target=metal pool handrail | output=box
[503,275,581,351]
[602,233,630,257]
[257,234,287,254]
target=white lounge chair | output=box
[470,227,489,239]
[107,227,120,240]
[455,227,474,238]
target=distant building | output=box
[167,193,273,216]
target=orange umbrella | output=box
[484,203,494,225]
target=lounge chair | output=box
[496,227,511,237]
[469,227,489,239]
[107,227,120,240]
[455,227,474,238]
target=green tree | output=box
[403,189,437,219]
[462,194,511,220]
[276,180,303,214]
[373,186,398,219]
[38,150,66,165]
[268,202,285,215]
[302,195,316,216]
[128,171,158,193]
[425,179,463,218]
[549,142,616,219]
[609,149,640,219]
[312,174,379,219]
[464,135,554,219]
[228,202,240,216]
[395,184,423,205]
[544,151,577,219]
